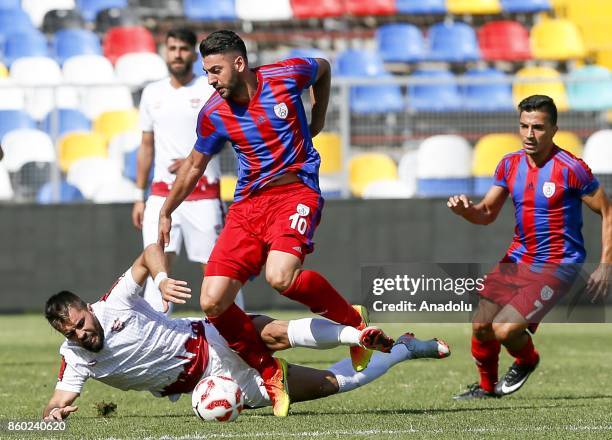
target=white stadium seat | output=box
[10,57,63,121]
[0,79,25,110]
[63,55,116,85]
[0,164,14,200]
[583,129,612,173]
[67,158,123,199]
[1,129,56,172]
[236,0,293,21]
[397,150,418,195]
[108,130,140,172]
[362,179,415,199]
[21,0,76,27]
[115,53,168,88]
[80,85,134,119]
[92,177,138,203]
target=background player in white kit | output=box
[131,28,243,312]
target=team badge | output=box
[540,285,554,301]
[296,203,310,216]
[542,181,555,198]
[190,98,201,109]
[274,102,289,119]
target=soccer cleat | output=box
[359,326,395,353]
[494,358,539,397]
[394,332,451,359]
[453,383,500,400]
[350,305,372,372]
[263,357,291,417]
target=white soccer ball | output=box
[192,375,244,422]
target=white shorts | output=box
[202,322,270,408]
[142,196,224,263]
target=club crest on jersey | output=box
[296,203,310,216]
[274,102,288,119]
[540,285,554,301]
[542,182,555,198]
[190,98,201,109]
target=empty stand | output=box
[583,130,612,173]
[93,109,138,143]
[92,176,137,203]
[103,25,156,64]
[184,0,236,21]
[463,68,514,111]
[0,79,25,109]
[396,0,446,15]
[313,132,342,174]
[553,131,583,157]
[3,30,49,67]
[0,110,36,139]
[21,0,76,27]
[41,8,85,34]
[1,128,55,172]
[417,135,472,196]
[76,0,127,21]
[567,65,612,111]
[67,157,123,199]
[447,0,501,14]
[478,20,532,61]
[0,9,35,40]
[472,133,522,195]
[235,0,293,21]
[531,18,585,61]
[428,21,480,63]
[43,108,91,138]
[37,180,84,203]
[408,69,462,111]
[348,153,398,197]
[290,0,344,19]
[53,28,102,65]
[513,66,569,111]
[344,0,395,16]
[95,6,139,32]
[80,85,133,119]
[362,180,414,199]
[62,54,115,84]
[58,131,107,171]
[377,23,426,63]
[114,52,168,87]
[500,0,551,13]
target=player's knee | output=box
[266,268,295,292]
[492,322,520,344]
[200,296,227,317]
[472,322,494,341]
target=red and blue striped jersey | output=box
[493,146,599,264]
[194,57,321,202]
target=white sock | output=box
[287,318,361,349]
[142,276,173,315]
[327,345,409,393]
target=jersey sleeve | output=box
[55,355,87,394]
[493,157,508,189]
[193,110,226,156]
[568,158,599,196]
[276,57,319,92]
[98,269,143,309]
[138,85,154,132]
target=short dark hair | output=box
[45,290,87,331]
[199,30,247,61]
[166,28,197,48]
[518,94,558,126]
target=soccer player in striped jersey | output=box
[157,30,392,416]
[448,95,611,399]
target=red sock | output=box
[471,336,501,393]
[507,334,539,367]
[281,270,362,328]
[207,303,277,380]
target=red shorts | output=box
[480,263,573,324]
[205,182,323,283]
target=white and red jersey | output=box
[139,76,222,200]
[55,269,209,398]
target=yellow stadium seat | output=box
[348,153,397,197]
[550,0,569,17]
[554,131,583,157]
[567,0,612,51]
[531,18,586,61]
[513,66,569,111]
[596,49,612,71]
[447,0,501,14]
[0,63,7,78]
[93,109,139,143]
[472,134,523,177]
[59,132,107,172]
[220,174,237,202]
[313,132,342,174]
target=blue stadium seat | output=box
[0,9,35,40]
[52,29,102,65]
[0,0,20,10]
[42,108,92,138]
[407,69,462,111]
[37,180,85,204]
[0,110,36,139]
[377,23,426,63]
[428,21,480,63]
[76,0,127,22]
[3,31,49,67]
[184,0,236,21]
[336,48,386,77]
[474,177,493,196]
[463,68,513,112]
[396,0,446,14]
[123,148,153,183]
[417,178,472,196]
[287,48,328,60]
[500,0,551,13]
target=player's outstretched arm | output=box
[447,185,508,225]
[582,187,612,300]
[42,389,79,421]
[131,131,155,230]
[309,58,331,138]
[158,149,211,247]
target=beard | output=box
[167,61,193,77]
[83,320,105,352]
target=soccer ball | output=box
[191,375,244,422]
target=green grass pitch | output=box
[1,312,611,439]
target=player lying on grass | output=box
[42,244,450,421]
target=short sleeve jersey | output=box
[194,57,321,202]
[493,146,599,264]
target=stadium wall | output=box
[0,200,603,312]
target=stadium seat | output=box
[583,130,612,173]
[501,0,551,13]
[344,0,395,16]
[428,22,480,63]
[567,65,612,111]
[93,109,138,143]
[553,131,583,157]
[58,131,107,171]
[220,175,237,202]
[52,29,102,65]
[472,133,522,195]
[362,179,414,199]
[62,54,115,84]
[3,30,49,67]
[94,7,139,33]
[478,21,532,62]
[597,50,612,71]
[235,0,293,21]
[286,48,328,60]
[0,79,25,109]
[566,0,612,53]
[313,132,341,174]
[417,135,472,196]
[290,0,345,19]
[0,63,7,78]
[184,0,236,21]
[336,49,386,77]
[37,180,84,203]
[92,176,137,203]
[398,150,418,195]
[76,0,127,21]
[0,0,20,9]
[122,147,138,181]
[348,153,398,197]
[41,8,85,34]
[531,18,585,61]
[463,68,514,112]
[0,9,35,40]
[407,69,462,112]
[42,108,91,138]
[108,130,139,171]
[1,129,55,172]
[114,52,168,87]
[13,161,52,200]
[64,157,121,199]
[513,66,569,111]
[0,164,14,200]
[103,26,156,64]
[21,0,76,27]
[318,175,343,198]
[377,23,426,63]
[396,0,446,14]
[447,0,501,14]
[0,110,35,139]
[80,85,133,119]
